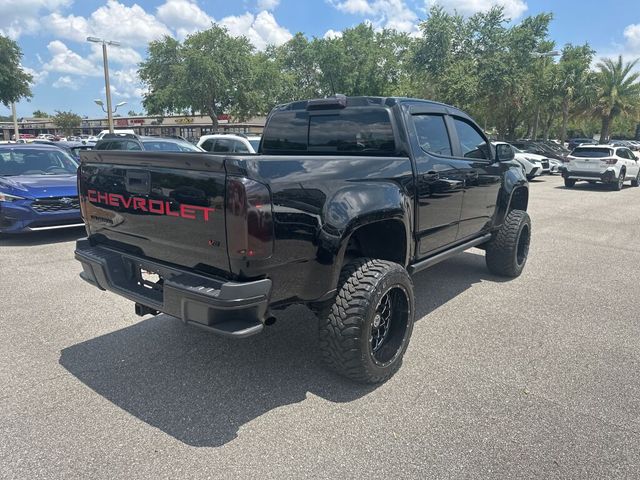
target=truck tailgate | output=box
[78,151,230,275]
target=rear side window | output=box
[201,139,214,151]
[572,148,612,158]
[453,118,490,159]
[262,108,395,155]
[412,115,452,156]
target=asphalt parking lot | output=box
[1,174,639,479]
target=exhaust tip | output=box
[264,316,277,326]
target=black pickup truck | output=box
[75,96,530,383]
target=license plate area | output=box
[122,257,165,298]
[137,266,164,292]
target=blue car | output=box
[0,144,83,233]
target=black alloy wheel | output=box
[370,285,411,365]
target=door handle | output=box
[422,170,439,181]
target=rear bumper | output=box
[562,169,617,183]
[75,239,271,338]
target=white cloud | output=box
[89,43,142,66]
[45,0,172,46]
[109,68,146,99]
[425,0,528,19]
[43,40,101,77]
[324,29,344,39]
[156,0,213,38]
[52,75,80,90]
[257,0,281,10]
[0,0,70,39]
[22,66,49,86]
[329,0,418,33]
[332,0,375,15]
[594,23,640,72]
[221,11,292,50]
[624,24,640,50]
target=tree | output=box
[591,56,640,143]
[139,26,257,130]
[127,110,144,116]
[53,110,82,135]
[0,35,32,107]
[32,110,50,118]
[555,44,594,143]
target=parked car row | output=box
[2,119,638,236]
[567,137,640,151]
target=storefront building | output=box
[1,114,266,142]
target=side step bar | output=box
[408,234,492,275]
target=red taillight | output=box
[602,157,618,165]
[226,177,274,260]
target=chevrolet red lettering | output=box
[86,189,215,221]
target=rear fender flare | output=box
[316,182,412,287]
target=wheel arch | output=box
[318,181,413,295]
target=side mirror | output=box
[496,143,515,162]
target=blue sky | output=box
[2,0,639,118]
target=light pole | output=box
[87,36,121,133]
[11,102,19,142]
[94,97,127,133]
[531,50,560,140]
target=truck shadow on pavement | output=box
[59,250,501,447]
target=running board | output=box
[408,234,492,275]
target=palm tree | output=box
[592,56,640,143]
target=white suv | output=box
[564,145,640,190]
[197,134,261,154]
[492,142,543,180]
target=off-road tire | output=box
[631,171,639,187]
[564,178,576,188]
[485,210,531,278]
[318,258,415,384]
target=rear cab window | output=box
[262,108,396,155]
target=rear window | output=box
[142,140,200,152]
[572,147,612,158]
[262,108,396,155]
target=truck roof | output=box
[272,95,471,120]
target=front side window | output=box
[453,118,490,160]
[412,114,452,156]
